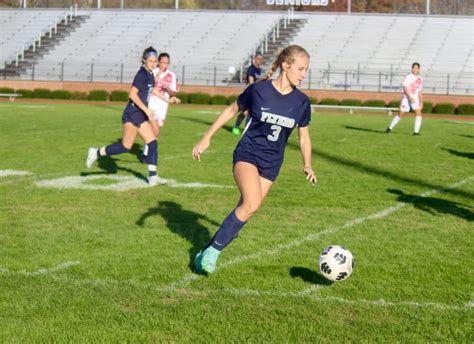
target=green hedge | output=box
[70,91,88,100]
[110,90,129,102]
[387,100,400,108]
[341,99,362,106]
[189,93,211,104]
[433,103,455,114]
[51,90,71,100]
[211,95,228,105]
[0,87,14,93]
[319,98,339,106]
[309,96,318,105]
[33,88,52,99]
[178,92,190,104]
[456,104,474,115]
[227,95,238,105]
[15,89,34,98]
[363,100,386,107]
[422,101,433,114]
[88,90,109,101]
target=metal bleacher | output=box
[18,10,282,85]
[290,13,474,95]
[2,9,473,95]
[0,9,67,67]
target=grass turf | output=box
[0,102,472,342]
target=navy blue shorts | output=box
[233,151,281,182]
[122,105,148,128]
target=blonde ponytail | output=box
[261,45,309,81]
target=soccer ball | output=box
[318,245,354,282]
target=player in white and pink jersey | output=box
[143,53,181,159]
[385,62,424,135]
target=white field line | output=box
[34,175,235,191]
[220,287,471,311]
[2,269,470,311]
[0,170,33,177]
[163,176,474,290]
[0,261,80,276]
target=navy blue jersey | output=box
[246,64,262,84]
[129,66,155,107]
[234,80,311,169]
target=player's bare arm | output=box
[298,126,317,185]
[192,102,240,160]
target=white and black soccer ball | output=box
[318,245,354,282]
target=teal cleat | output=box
[194,250,203,274]
[196,246,221,275]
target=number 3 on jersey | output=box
[267,125,281,142]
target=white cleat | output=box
[86,147,98,168]
[148,175,168,186]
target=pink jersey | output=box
[149,68,178,124]
[153,69,178,98]
[402,73,423,98]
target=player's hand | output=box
[192,138,210,161]
[144,108,154,119]
[304,166,317,186]
[169,97,181,104]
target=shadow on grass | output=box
[81,138,147,182]
[136,201,219,269]
[442,148,474,160]
[286,142,473,201]
[388,189,473,221]
[289,266,333,286]
[459,134,474,139]
[342,125,385,134]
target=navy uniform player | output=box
[192,45,317,274]
[231,52,264,135]
[86,46,165,186]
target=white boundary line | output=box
[34,175,235,191]
[0,170,33,177]
[163,176,474,289]
[220,287,472,311]
[0,261,80,276]
[1,271,470,311]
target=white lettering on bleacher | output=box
[266,0,329,6]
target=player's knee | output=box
[241,200,261,218]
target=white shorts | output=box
[149,95,169,127]
[400,96,421,112]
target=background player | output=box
[192,45,317,275]
[86,47,164,186]
[232,52,264,135]
[143,52,180,159]
[385,62,424,135]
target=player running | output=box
[143,52,180,160]
[385,63,424,135]
[85,46,165,186]
[232,52,264,135]
[192,45,317,275]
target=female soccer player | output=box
[192,45,317,275]
[385,62,424,135]
[143,52,180,159]
[86,46,164,186]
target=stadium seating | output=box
[291,13,473,94]
[0,9,68,67]
[1,9,472,94]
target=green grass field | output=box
[0,102,472,342]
